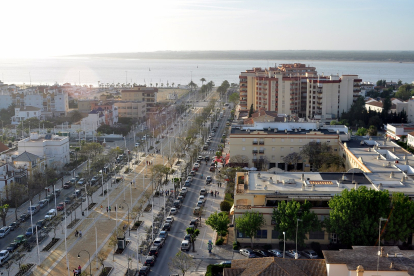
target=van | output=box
[181,240,190,251]
[27,204,40,215]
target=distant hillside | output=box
[70,50,414,62]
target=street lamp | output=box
[295,219,302,259]
[283,231,286,258]
[377,217,388,273]
[77,249,91,276]
[122,201,130,236]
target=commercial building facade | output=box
[114,101,146,120]
[239,63,361,121]
[121,85,157,113]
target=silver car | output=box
[268,249,283,258]
[285,250,301,258]
[302,249,318,259]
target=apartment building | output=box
[0,83,68,117]
[229,122,349,171]
[18,132,70,168]
[11,106,42,125]
[114,101,146,120]
[121,85,157,112]
[233,137,414,246]
[239,63,361,121]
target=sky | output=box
[1,0,413,58]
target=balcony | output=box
[252,150,258,154]
[317,96,323,99]
[252,141,258,145]
[259,141,264,145]
[259,150,264,154]
[317,106,322,110]
[317,101,322,105]
[317,90,323,94]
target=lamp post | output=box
[122,201,130,236]
[77,249,91,276]
[283,231,286,258]
[295,219,302,259]
[377,217,388,273]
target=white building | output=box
[18,133,70,168]
[385,123,414,141]
[11,106,42,125]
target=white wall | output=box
[326,264,349,276]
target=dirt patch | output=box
[15,263,35,276]
[144,204,152,212]
[86,203,96,211]
[99,267,113,276]
[67,219,80,229]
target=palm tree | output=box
[150,83,153,87]
[200,78,206,86]
[161,83,164,88]
[155,83,158,88]
[171,82,174,88]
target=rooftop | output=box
[323,246,414,275]
[13,151,41,162]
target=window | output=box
[271,155,275,160]
[281,147,284,151]
[242,147,245,151]
[272,138,275,142]
[272,230,280,239]
[237,231,250,238]
[290,147,293,152]
[309,231,325,240]
[255,229,267,239]
[242,138,246,142]
[334,148,337,151]
[272,147,275,151]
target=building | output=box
[12,151,43,178]
[229,122,349,171]
[365,98,400,114]
[114,101,146,120]
[233,136,414,246]
[120,85,157,112]
[385,124,414,140]
[323,246,414,276]
[11,106,42,125]
[239,64,362,121]
[17,133,69,168]
[243,107,284,125]
[224,257,327,276]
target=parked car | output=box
[45,209,57,220]
[14,235,26,245]
[190,219,199,228]
[64,197,72,205]
[268,249,283,258]
[36,220,46,228]
[162,223,171,231]
[153,238,165,248]
[183,234,191,241]
[69,178,76,184]
[77,178,86,185]
[159,231,168,240]
[196,200,204,207]
[200,189,207,195]
[138,265,151,276]
[181,240,190,251]
[184,180,191,187]
[73,190,81,198]
[177,196,184,203]
[39,199,48,208]
[63,181,71,189]
[19,213,30,222]
[144,256,156,266]
[173,200,181,209]
[170,208,178,215]
[0,227,10,238]
[148,246,159,257]
[253,249,271,257]
[239,248,257,258]
[0,250,10,265]
[9,221,20,231]
[45,194,55,202]
[165,216,174,225]
[209,166,215,172]
[193,207,201,216]
[6,242,18,253]
[25,226,38,237]
[186,176,193,182]
[205,156,210,161]
[285,250,301,258]
[302,249,319,259]
[57,202,65,211]
[189,170,196,176]
[90,176,98,185]
[198,195,205,202]
[181,187,188,194]
[214,260,232,265]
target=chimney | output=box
[356,265,364,276]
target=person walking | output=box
[100,205,103,211]
[109,206,111,212]
[106,207,108,213]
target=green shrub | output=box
[233,241,240,250]
[310,241,322,256]
[279,240,284,251]
[215,238,224,245]
[220,201,231,212]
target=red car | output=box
[63,182,71,189]
[57,202,65,211]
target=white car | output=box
[0,227,10,238]
[198,195,205,202]
[0,250,9,264]
[45,209,57,220]
[186,176,193,182]
[302,250,318,259]
[170,208,178,215]
[165,216,174,224]
[181,187,188,194]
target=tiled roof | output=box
[408,131,414,137]
[13,151,41,162]
[224,257,327,276]
[0,141,9,152]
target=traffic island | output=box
[42,238,60,252]
[86,203,97,211]
[130,221,143,231]
[15,263,35,276]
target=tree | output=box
[383,193,414,244]
[282,152,302,171]
[248,104,254,118]
[186,227,200,252]
[228,92,240,106]
[327,186,390,246]
[272,200,320,247]
[300,142,331,172]
[368,125,377,136]
[6,182,27,220]
[108,225,125,260]
[168,251,195,276]
[206,212,230,238]
[70,110,84,123]
[229,155,249,167]
[395,84,413,101]
[200,78,206,86]
[0,204,9,226]
[235,211,265,247]
[356,127,368,136]
[382,97,392,116]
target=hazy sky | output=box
[1,0,413,58]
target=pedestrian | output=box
[114,206,117,212]
[106,207,108,213]
[217,191,219,196]
[214,192,216,198]
[109,206,111,212]
[100,205,103,211]
[78,265,81,273]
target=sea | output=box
[0,58,413,87]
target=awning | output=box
[229,205,235,215]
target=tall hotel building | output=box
[239,63,361,120]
